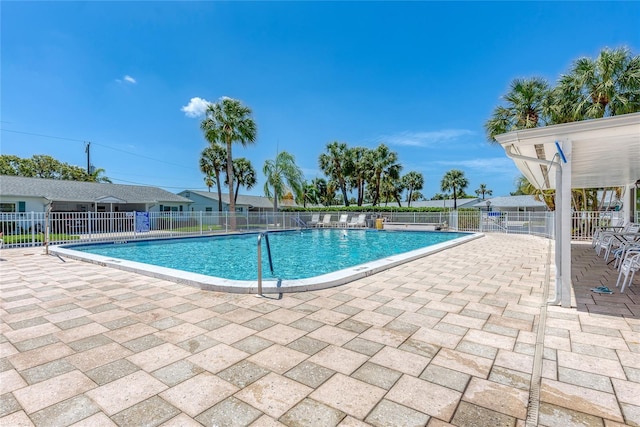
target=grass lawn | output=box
[2,234,80,244]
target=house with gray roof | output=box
[472,195,549,212]
[405,198,481,209]
[0,175,192,213]
[178,190,299,213]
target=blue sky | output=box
[2,2,639,200]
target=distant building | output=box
[472,195,549,212]
[406,198,481,209]
[0,175,192,213]
[177,190,299,213]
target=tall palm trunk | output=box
[216,174,223,212]
[225,140,235,228]
[452,185,457,210]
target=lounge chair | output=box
[319,214,333,228]
[348,214,367,228]
[308,214,320,228]
[336,214,349,228]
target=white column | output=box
[622,183,632,223]
[560,139,573,307]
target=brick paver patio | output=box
[1,234,638,426]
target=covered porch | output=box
[496,112,640,307]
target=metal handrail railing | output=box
[256,231,274,295]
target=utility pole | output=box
[84,142,91,174]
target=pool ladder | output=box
[257,232,274,295]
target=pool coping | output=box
[50,231,484,294]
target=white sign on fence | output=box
[135,212,150,233]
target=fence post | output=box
[88,211,93,242]
[30,212,35,246]
[44,206,50,254]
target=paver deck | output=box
[1,234,638,426]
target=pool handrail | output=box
[257,231,274,295]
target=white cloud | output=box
[381,129,475,147]
[116,75,137,84]
[181,97,211,118]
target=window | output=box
[0,203,15,213]
[18,202,26,212]
[205,207,213,212]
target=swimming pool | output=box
[52,229,482,293]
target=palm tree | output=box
[410,191,425,202]
[324,180,339,206]
[365,144,401,206]
[440,169,469,210]
[311,178,332,207]
[346,146,369,206]
[511,175,555,210]
[401,171,424,207]
[556,47,640,120]
[232,158,257,204]
[300,181,320,208]
[380,175,404,207]
[319,141,351,206]
[88,168,111,183]
[201,98,257,228]
[203,175,214,192]
[199,144,227,211]
[485,77,551,143]
[475,183,493,200]
[263,151,304,211]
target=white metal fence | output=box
[0,210,627,249]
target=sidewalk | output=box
[0,234,638,426]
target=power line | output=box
[1,128,194,170]
[110,177,212,191]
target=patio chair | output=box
[319,214,333,228]
[612,240,640,270]
[596,224,640,261]
[591,218,625,248]
[348,214,367,228]
[594,222,638,253]
[336,214,349,228]
[615,249,640,293]
[308,214,320,228]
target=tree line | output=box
[0,154,111,183]
[197,100,495,212]
[485,46,639,211]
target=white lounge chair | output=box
[308,214,320,227]
[348,214,367,228]
[336,214,349,228]
[319,214,333,228]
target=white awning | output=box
[495,112,640,190]
[495,112,640,308]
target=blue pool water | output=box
[72,229,468,281]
